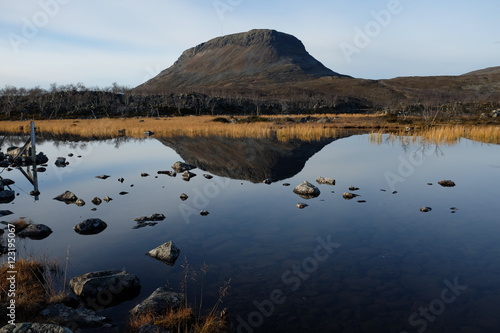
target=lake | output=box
[2,132,500,333]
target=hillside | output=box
[135,29,349,93]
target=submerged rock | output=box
[130,287,184,317]
[172,161,196,173]
[0,190,15,204]
[438,180,456,187]
[54,191,78,203]
[70,270,141,310]
[316,177,335,185]
[18,224,52,240]
[74,218,107,235]
[293,181,321,199]
[147,241,180,265]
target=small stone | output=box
[95,175,111,180]
[438,180,456,187]
[316,177,335,185]
[348,186,360,191]
[75,199,86,207]
[92,197,102,205]
[118,177,125,183]
[103,196,112,202]
[203,174,213,179]
[282,183,291,187]
[180,193,189,201]
[263,178,273,185]
[420,207,432,213]
[297,203,308,209]
[141,173,149,177]
[343,192,358,200]
[200,210,209,216]
[357,200,367,203]
[119,192,128,195]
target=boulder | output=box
[40,303,109,328]
[146,241,180,265]
[70,270,141,310]
[130,287,184,317]
[316,177,335,185]
[18,224,52,240]
[54,191,78,203]
[0,190,15,204]
[0,323,73,333]
[438,180,456,187]
[74,218,107,235]
[293,181,321,199]
[172,161,196,173]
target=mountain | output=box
[136,29,349,93]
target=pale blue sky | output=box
[1,0,498,89]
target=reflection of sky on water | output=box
[2,134,500,332]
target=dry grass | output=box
[0,114,397,142]
[0,258,69,321]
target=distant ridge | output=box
[136,29,349,93]
[462,66,500,76]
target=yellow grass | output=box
[0,114,395,142]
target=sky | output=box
[0,0,499,89]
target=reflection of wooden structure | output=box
[1,122,43,200]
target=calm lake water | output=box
[2,133,500,333]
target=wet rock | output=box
[0,323,74,333]
[118,177,125,183]
[182,171,196,181]
[316,177,335,185]
[348,186,360,191]
[92,197,102,205]
[296,203,308,209]
[130,287,184,318]
[74,218,107,235]
[30,190,40,196]
[282,183,291,186]
[70,270,141,310]
[134,214,165,222]
[158,170,177,177]
[141,173,149,177]
[40,303,109,328]
[0,190,15,204]
[293,181,321,199]
[172,161,196,173]
[55,157,68,167]
[75,199,86,207]
[18,224,52,240]
[438,180,456,187]
[263,178,273,185]
[95,175,111,180]
[180,193,189,201]
[53,191,78,203]
[203,174,213,179]
[343,192,358,200]
[119,191,128,195]
[420,207,432,213]
[103,196,112,202]
[146,241,181,265]
[200,210,210,216]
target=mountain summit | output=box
[136,29,348,92]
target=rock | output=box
[357,200,367,203]
[297,203,308,209]
[293,181,321,199]
[103,196,112,202]
[0,323,74,333]
[30,190,41,196]
[147,241,181,265]
[119,191,128,195]
[200,210,210,216]
[133,222,158,229]
[130,287,184,317]
[136,323,170,333]
[70,270,141,310]
[0,179,15,186]
[180,193,189,201]
[0,190,15,204]
[68,153,74,157]
[144,131,154,136]
[40,303,109,328]
[0,210,13,217]
[263,178,273,184]
[55,157,67,167]
[118,177,125,183]
[317,117,331,124]
[348,186,360,191]
[141,173,149,177]
[343,192,358,200]
[172,161,196,173]
[182,171,196,181]
[95,175,111,180]
[438,180,456,187]
[134,214,165,222]
[75,199,86,207]
[420,207,432,213]
[282,183,291,186]
[54,191,78,203]
[92,197,102,205]
[158,170,177,177]
[18,224,52,240]
[203,174,213,179]
[316,177,335,185]
[74,218,107,235]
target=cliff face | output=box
[136,29,348,93]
